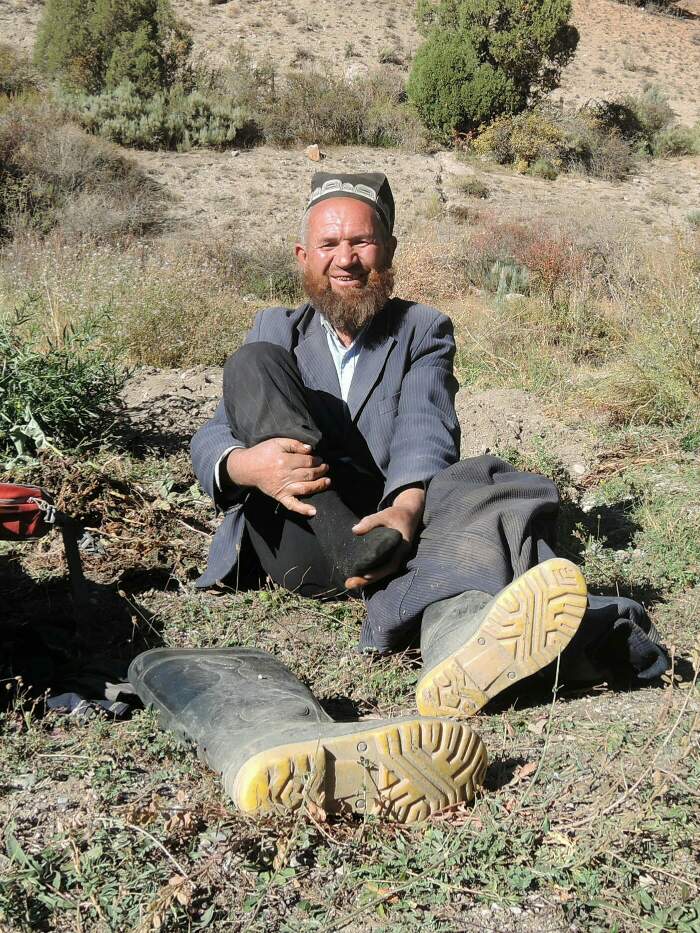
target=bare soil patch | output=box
[138,144,700,246]
[119,366,222,449]
[456,387,600,477]
[119,368,601,481]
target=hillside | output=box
[2,0,700,125]
[1,2,699,931]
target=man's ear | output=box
[386,235,397,265]
[294,243,307,268]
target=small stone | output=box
[570,462,586,477]
[305,144,322,162]
[13,773,37,790]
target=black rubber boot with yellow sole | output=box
[128,647,487,823]
[416,558,588,719]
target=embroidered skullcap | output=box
[305,172,395,234]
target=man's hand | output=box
[226,439,329,517]
[344,485,426,589]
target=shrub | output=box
[473,105,636,180]
[621,85,676,140]
[0,313,123,459]
[407,0,579,138]
[473,110,571,167]
[459,176,490,198]
[473,89,692,179]
[530,158,558,180]
[592,86,675,152]
[509,112,567,165]
[0,96,164,240]
[651,125,700,157]
[0,45,39,97]
[69,80,258,151]
[462,216,587,296]
[584,129,636,181]
[589,88,700,162]
[34,0,192,95]
[255,67,426,149]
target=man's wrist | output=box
[390,485,426,533]
[225,447,251,487]
[391,484,426,509]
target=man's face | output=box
[295,198,397,336]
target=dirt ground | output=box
[136,143,700,248]
[119,367,600,478]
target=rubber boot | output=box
[128,647,487,823]
[416,558,588,719]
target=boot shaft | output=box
[128,648,331,773]
[420,590,491,673]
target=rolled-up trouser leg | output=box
[363,456,560,652]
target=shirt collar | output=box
[319,315,368,353]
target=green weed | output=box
[0,312,123,460]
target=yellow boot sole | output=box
[230,718,487,823]
[416,558,588,719]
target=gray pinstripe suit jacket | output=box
[190,298,460,587]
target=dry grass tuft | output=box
[0,95,164,241]
[582,244,700,424]
[0,234,300,367]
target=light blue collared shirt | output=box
[319,316,366,402]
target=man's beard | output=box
[303,266,395,336]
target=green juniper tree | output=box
[32,0,254,151]
[34,0,191,95]
[408,0,579,140]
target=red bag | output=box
[0,482,55,541]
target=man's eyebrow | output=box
[316,232,377,244]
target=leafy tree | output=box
[34,0,191,95]
[408,0,579,139]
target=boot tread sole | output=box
[231,718,487,824]
[416,558,587,719]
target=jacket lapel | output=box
[294,309,341,398]
[347,309,396,421]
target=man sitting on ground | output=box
[191,171,668,717]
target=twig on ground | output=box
[98,817,193,882]
[558,666,699,830]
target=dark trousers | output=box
[223,343,384,598]
[222,342,562,651]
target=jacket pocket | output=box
[376,391,401,414]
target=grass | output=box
[0,235,300,368]
[1,472,698,931]
[1,224,698,928]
